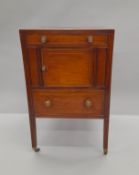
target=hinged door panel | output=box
[41,48,95,87]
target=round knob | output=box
[41,35,47,43]
[41,65,46,72]
[84,99,93,108]
[87,36,93,43]
[44,99,52,108]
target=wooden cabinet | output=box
[19,29,114,154]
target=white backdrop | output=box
[0,0,139,114]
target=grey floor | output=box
[0,114,138,175]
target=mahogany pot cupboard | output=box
[19,29,114,154]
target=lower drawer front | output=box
[32,90,105,117]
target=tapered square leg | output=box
[103,117,109,155]
[29,116,40,152]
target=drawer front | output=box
[32,90,105,117]
[41,48,94,87]
[26,34,107,46]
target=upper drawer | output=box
[25,34,108,46]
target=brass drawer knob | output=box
[41,35,47,43]
[41,65,46,72]
[84,99,93,108]
[87,36,93,43]
[44,100,52,108]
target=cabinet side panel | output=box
[19,31,35,116]
[96,48,107,88]
[104,32,115,118]
[27,47,40,87]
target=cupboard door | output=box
[41,48,95,87]
[27,47,107,89]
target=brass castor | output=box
[104,149,108,155]
[34,148,40,152]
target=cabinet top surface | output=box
[19,28,114,34]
